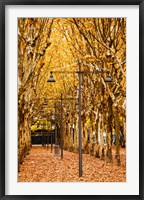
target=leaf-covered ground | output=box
[18,145,126,182]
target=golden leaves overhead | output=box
[18,17,126,146]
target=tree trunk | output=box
[106,96,113,163]
[114,106,121,166]
[99,113,105,160]
[123,117,126,148]
[95,109,100,158]
[18,110,31,171]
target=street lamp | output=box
[45,95,63,159]
[104,75,113,82]
[41,97,76,159]
[47,71,56,82]
[47,63,112,177]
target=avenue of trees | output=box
[18,18,126,170]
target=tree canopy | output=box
[18,17,126,167]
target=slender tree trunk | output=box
[106,97,113,163]
[123,117,126,148]
[95,109,100,158]
[99,113,105,160]
[114,106,121,166]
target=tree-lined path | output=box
[18,18,126,181]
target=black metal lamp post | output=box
[51,112,57,153]
[50,112,53,153]
[77,62,82,177]
[40,108,45,146]
[60,94,63,159]
[54,103,57,146]
[47,64,112,177]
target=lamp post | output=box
[40,108,45,146]
[41,98,76,158]
[78,61,82,177]
[54,103,57,146]
[47,127,49,150]
[72,124,75,144]
[50,112,57,153]
[47,63,112,177]
[60,93,63,159]
[47,95,63,159]
[51,112,53,153]
[44,104,58,153]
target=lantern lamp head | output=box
[104,75,113,82]
[47,71,56,82]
